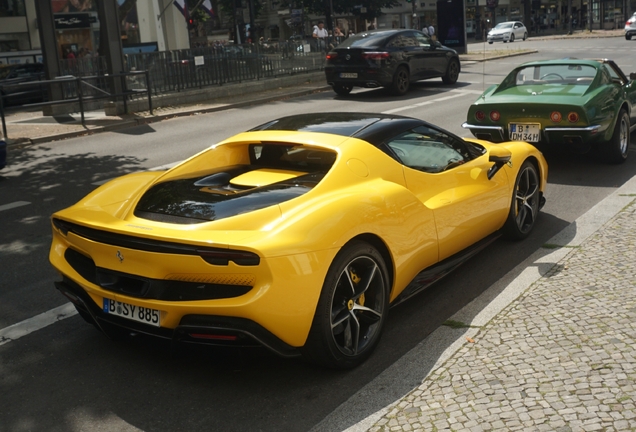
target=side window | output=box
[603,64,623,84]
[414,33,431,48]
[384,125,472,173]
[389,33,417,48]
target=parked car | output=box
[0,138,6,170]
[50,112,547,369]
[0,63,47,107]
[625,12,636,40]
[462,58,635,163]
[324,29,461,96]
[487,21,528,44]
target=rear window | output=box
[250,143,336,172]
[334,32,392,48]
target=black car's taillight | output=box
[326,52,337,61]
[362,51,390,60]
[197,249,260,266]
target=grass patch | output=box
[542,243,581,249]
[442,320,480,329]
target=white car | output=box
[625,13,636,40]
[487,21,528,44]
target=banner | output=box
[202,0,215,18]
[173,0,188,19]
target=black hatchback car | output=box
[325,29,460,96]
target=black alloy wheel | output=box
[503,160,540,240]
[333,84,353,96]
[302,241,389,369]
[442,59,460,85]
[390,66,410,95]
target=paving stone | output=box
[367,199,636,431]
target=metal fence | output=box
[123,40,330,95]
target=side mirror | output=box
[487,146,512,180]
[630,72,636,81]
[434,41,442,48]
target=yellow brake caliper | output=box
[348,268,365,309]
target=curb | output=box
[462,49,538,62]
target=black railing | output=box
[0,70,152,140]
[123,40,331,95]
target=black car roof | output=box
[249,113,425,144]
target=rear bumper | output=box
[55,277,301,357]
[325,68,393,88]
[462,122,605,145]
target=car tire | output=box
[502,160,540,240]
[523,32,528,40]
[510,33,515,42]
[626,34,632,40]
[301,241,390,369]
[442,58,460,85]
[333,84,353,96]
[602,109,630,164]
[488,41,493,44]
[390,66,410,95]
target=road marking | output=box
[91,161,181,186]
[0,201,31,212]
[0,302,77,346]
[382,92,469,114]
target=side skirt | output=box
[391,232,501,307]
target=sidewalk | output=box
[1,29,623,146]
[359,175,636,432]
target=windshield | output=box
[509,64,597,88]
[494,23,514,29]
[0,67,16,80]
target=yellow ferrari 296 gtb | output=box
[50,113,548,369]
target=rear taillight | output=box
[550,111,562,122]
[567,112,579,122]
[326,52,337,61]
[197,249,260,266]
[489,110,500,121]
[361,51,390,60]
[475,111,485,121]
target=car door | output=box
[513,22,524,39]
[385,125,511,260]
[606,62,636,125]
[413,32,447,77]
[387,32,426,80]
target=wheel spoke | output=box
[351,303,383,320]
[353,263,378,300]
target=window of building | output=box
[0,0,26,17]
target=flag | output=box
[202,0,215,18]
[173,0,188,19]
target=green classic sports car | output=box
[462,59,636,163]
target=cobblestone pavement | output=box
[368,198,636,431]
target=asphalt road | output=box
[1,36,635,432]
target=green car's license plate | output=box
[509,123,540,142]
[340,73,357,78]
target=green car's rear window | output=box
[512,64,597,87]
